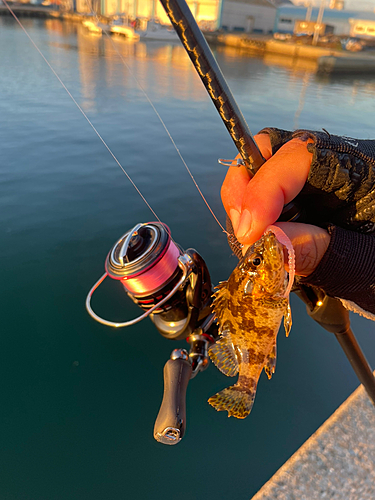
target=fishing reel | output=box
[86,222,219,444]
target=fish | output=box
[208,225,295,419]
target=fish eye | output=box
[252,255,262,267]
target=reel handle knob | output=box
[153,351,192,445]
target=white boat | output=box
[137,20,180,42]
[82,20,103,34]
[82,17,139,41]
[110,24,140,41]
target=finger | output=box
[221,133,273,232]
[236,138,313,244]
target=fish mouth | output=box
[265,225,295,297]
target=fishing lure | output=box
[208,225,295,419]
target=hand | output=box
[221,133,330,277]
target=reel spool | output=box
[86,222,212,340]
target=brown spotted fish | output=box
[208,226,295,419]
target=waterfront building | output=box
[220,0,291,34]
[275,5,374,36]
[349,15,375,39]
[75,0,375,37]
[329,0,344,10]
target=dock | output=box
[252,375,375,499]
[205,32,375,74]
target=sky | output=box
[292,1,375,13]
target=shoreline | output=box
[2,6,375,74]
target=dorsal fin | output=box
[208,331,239,377]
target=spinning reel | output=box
[86,222,219,444]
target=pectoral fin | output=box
[264,342,277,380]
[208,331,239,377]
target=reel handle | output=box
[153,351,192,445]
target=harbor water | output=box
[1,16,375,500]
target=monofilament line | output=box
[84,2,228,235]
[3,0,161,224]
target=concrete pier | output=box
[252,376,375,499]
[205,33,375,74]
[205,33,342,58]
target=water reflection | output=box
[263,52,317,73]
[39,18,375,115]
[294,72,312,129]
[73,26,207,105]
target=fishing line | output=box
[83,1,227,234]
[5,1,228,234]
[3,0,161,223]
[97,29,228,234]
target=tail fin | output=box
[208,385,256,419]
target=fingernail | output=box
[229,209,241,234]
[236,209,252,241]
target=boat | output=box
[82,16,139,40]
[110,24,140,41]
[82,19,103,34]
[136,20,180,42]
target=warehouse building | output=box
[275,5,367,36]
[220,0,291,34]
[349,14,375,39]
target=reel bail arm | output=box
[85,253,194,328]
